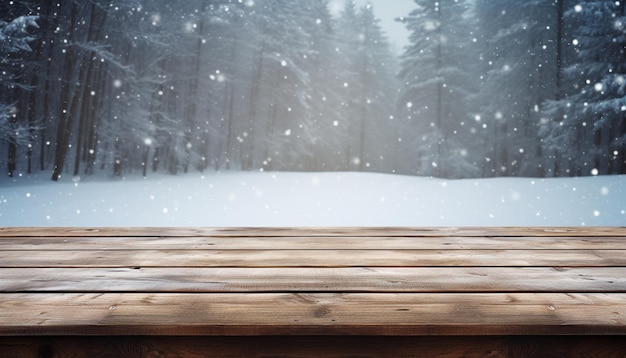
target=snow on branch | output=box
[0,103,42,146]
[0,16,39,53]
[74,41,136,75]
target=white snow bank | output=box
[1,171,624,227]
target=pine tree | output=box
[354,4,397,173]
[542,0,626,176]
[293,0,344,171]
[335,0,363,170]
[398,0,478,178]
[0,5,39,177]
[473,0,574,177]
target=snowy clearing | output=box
[1,172,625,227]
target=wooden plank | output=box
[3,235,626,250]
[1,293,626,336]
[1,226,625,237]
[3,336,626,358]
[2,267,625,293]
[1,249,625,267]
[1,227,625,342]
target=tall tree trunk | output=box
[184,4,207,173]
[51,2,80,181]
[555,0,564,100]
[7,140,16,177]
[37,0,57,172]
[73,62,93,177]
[75,3,105,177]
[435,3,444,177]
[245,41,266,171]
[225,83,236,170]
[358,57,369,172]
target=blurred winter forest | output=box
[1,0,625,180]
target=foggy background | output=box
[1,0,625,181]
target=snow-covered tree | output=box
[0,8,39,177]
[398,0,478,178]
[541,0,626,176]
[353,4,398,173]
[46,0,147,180]
[292,0,348,171]
[0,15,38,52]
[7,0,621,181]
[472,0,577,177]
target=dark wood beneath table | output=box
[2,336,626,358]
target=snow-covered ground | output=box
[0,171,624,227]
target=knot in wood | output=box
[314,306,331,318]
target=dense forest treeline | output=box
[0,0,624,180]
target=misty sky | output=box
[330,0,415,53]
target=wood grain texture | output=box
[1,267,625,293]
[3,235,626,250]
[1,226,626,357]
[1,226,625,237]
[2,249,626,267]
[1,293,626,336]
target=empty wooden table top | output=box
[1,226,625,337]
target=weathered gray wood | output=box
[1,293,626,336]
[1,226,625,237]
[1,226,625,348]
[2,249,625,267]
[3,235,626,250]
[1,267,625,293]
